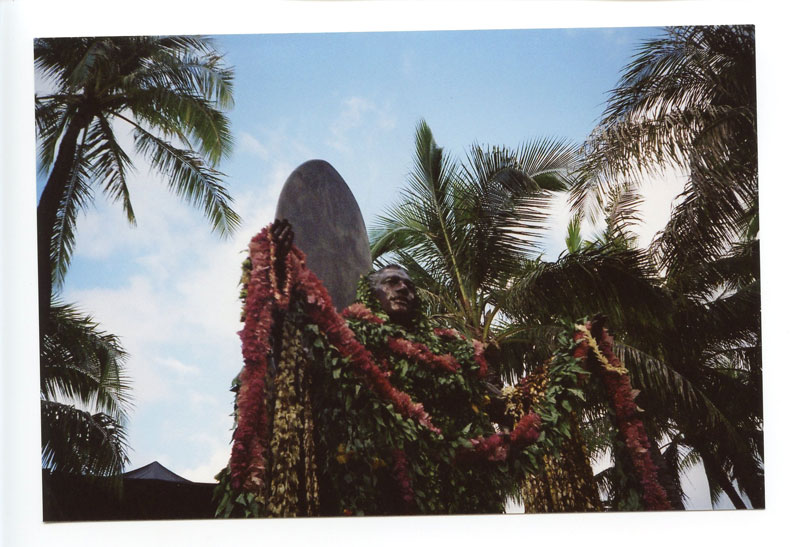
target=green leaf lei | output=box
[215,237,627,517]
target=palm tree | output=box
[35,35,240,321]
[572,25,761,508]
[372,122,677,381]
[35,35,239,476]
[370,120,577,361]
[374,121,763,511]
[575,25,757,278]
[41,303,131,476]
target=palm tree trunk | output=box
[37,119,84,328]
[698,447,747,509]
[647,436,685,510]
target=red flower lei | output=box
[391,449,415,511]
[343,300,487,378]
[434,328,489,378]
[341,303,386,324]
[574,324,671,511]
[387,337,460,373]
[231,224,445,491]
[471,339,489,378]
[466,412,542,463]
[433,327,464,340]
[231,226,293,492]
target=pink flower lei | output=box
[231,226,295,491]
[391,449,415,510]
[386,337,460,373]
[573,323,671,511]
[341,302,386,324]
[464,412,542,463]
[231,223,443,494]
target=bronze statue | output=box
[215,162,666,518]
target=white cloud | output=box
[327,96,397,153]
[542,165,687,260]
[156,357,200,376]
[177,443,231,483]
[173,418,234,483]
[238,126,314,168]
[239,131,272,162]
[633,165,687,247]
[188,390,220,408]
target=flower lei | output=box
[386,337,460,373]
[223,223,670,516]
[224,224,541,516]
[573,323,671,511]
[295,266,442,435]
[391,449,415,511]
[265,319,319,517]
[230,226,291,494]
[461,413,542,463]
[501,348,601,512]
[432,327,488,377]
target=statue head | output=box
[368,265,418,327]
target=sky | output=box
[4,1,798,545]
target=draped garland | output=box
[504,364,601,512]
[501,320,673,512]
[215,225,544,516]
[214,224,672,517]
[573,323,672,511]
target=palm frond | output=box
[615,343,745,445]
[50,128,93,290]
[126,76,234,165]
[565,212,583,254]
[41,400,129,476]
[35,99,72,174]
[34,37,96,91]
[593,466,620,506]
[601,184,643,247]
[664,239,759,298]
[84,116,136,223]
[505,245,669,340]
[127,119,240,237]
[41,302,132,417]
[653,165,756,277]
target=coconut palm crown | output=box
[35,35,240,319]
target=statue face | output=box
[372,267,417,325]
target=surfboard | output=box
[275,160,372,310]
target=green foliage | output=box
[524,321,593,452]
[573,25,762,508]
[35,35,239,292]
[35,35,238,481]
[40,303,131,476]
[307,298,513,515]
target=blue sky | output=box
[39,26,728,510]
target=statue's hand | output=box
[271,218,294,261]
